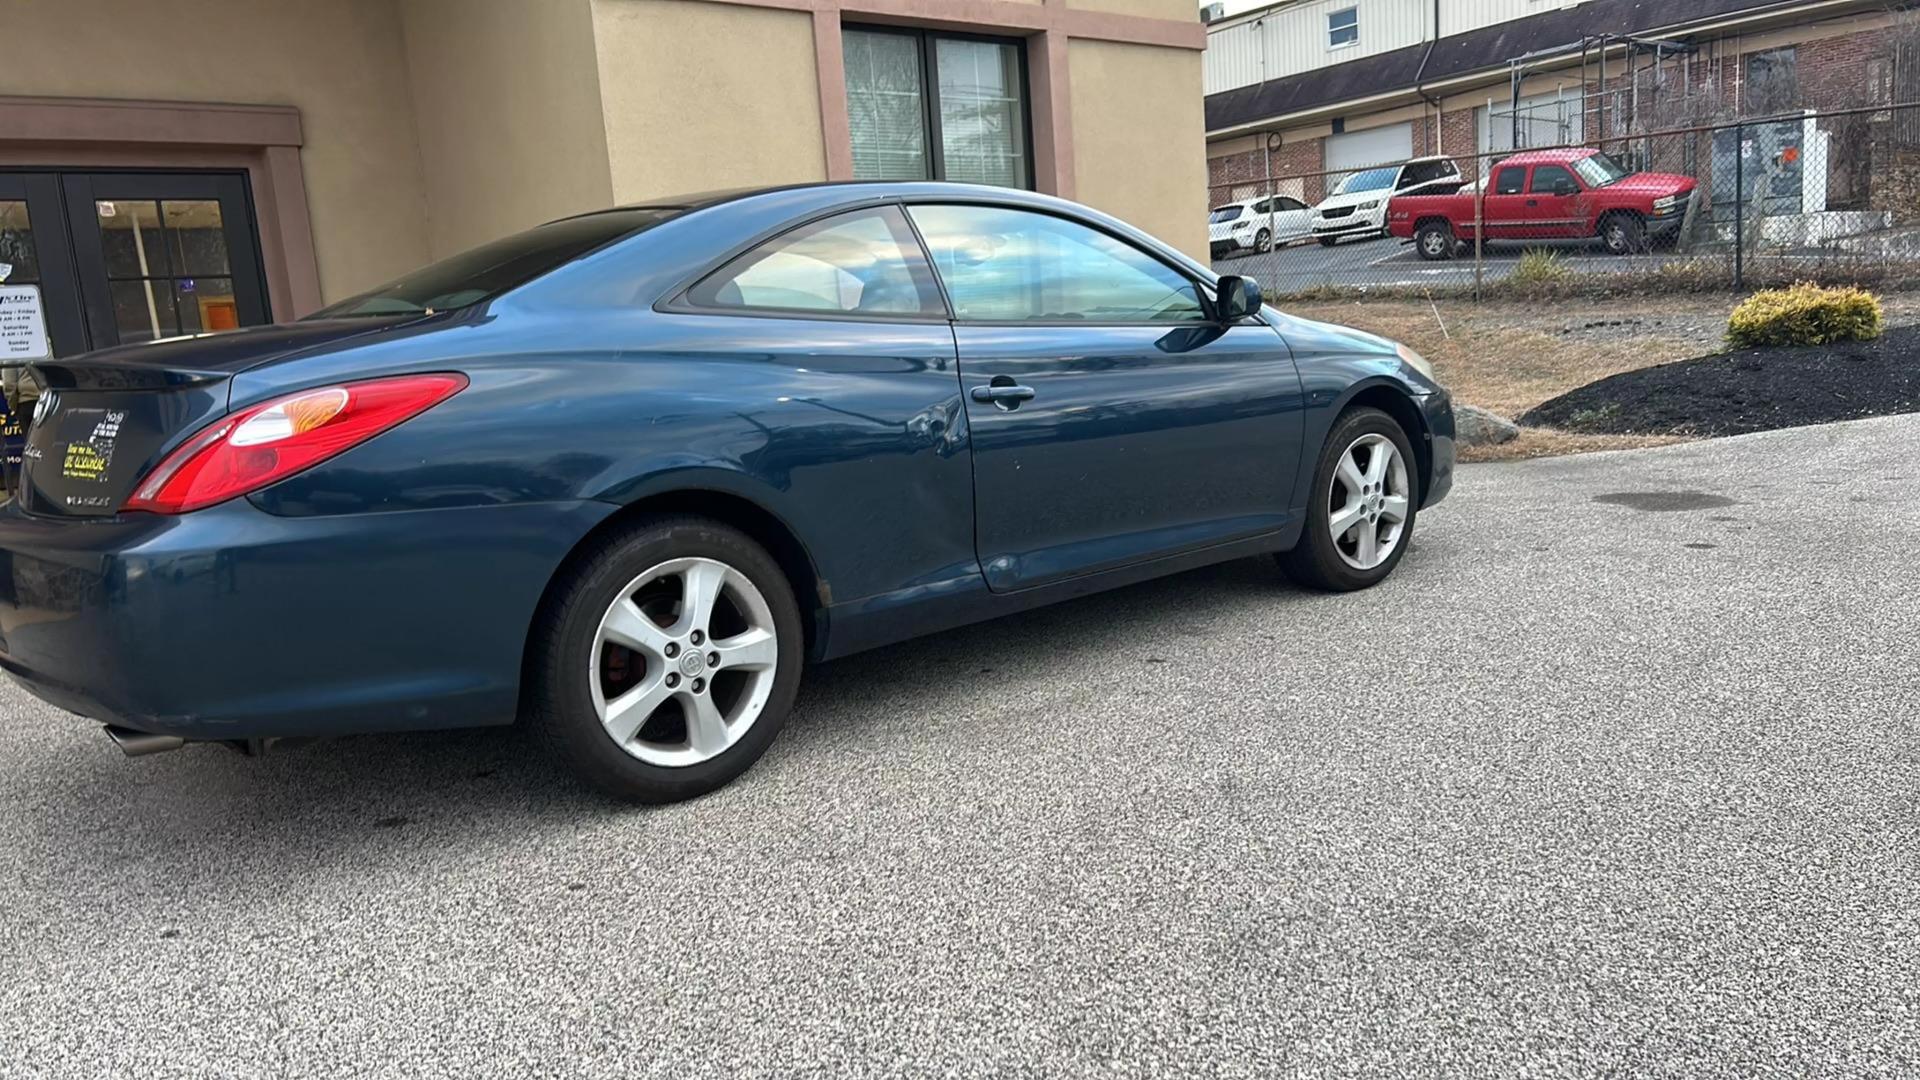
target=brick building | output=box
[1202,0,1919,211]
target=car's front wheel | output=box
[1278,407,1419,591]
[529,515,804,802]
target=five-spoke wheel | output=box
[531,516,802,802]
[591,557,780,768]
[1279,406,1420,591]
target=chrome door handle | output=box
[971,383,1036,409]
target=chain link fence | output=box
[1207,102,1920,300]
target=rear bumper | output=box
[0,496,613,741]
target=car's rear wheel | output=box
[529,515,803,802]
[1254,227,1273,253]
[1415,221,1455,260]
[1278,407,1419,591]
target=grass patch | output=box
[1507,249,1576,289]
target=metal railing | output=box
[1206,102,1920,299]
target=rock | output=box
[1455,404,1519,447]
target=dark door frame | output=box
[0,172,87,359]
[59,171,271,351]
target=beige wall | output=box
[589,0,827,204]
[0,0,430,302]
[401,0,615,259]
[1069,39,1208,259]
[1066,0,1196,20]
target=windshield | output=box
[1570,152,1631,188]
[1208,206,1245,223]
[311,209,680,318]
[1333,167,1398,196]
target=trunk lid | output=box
[18,317,417,518]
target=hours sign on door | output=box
[0,285,51,362]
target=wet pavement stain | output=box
[1593,491,1738,512]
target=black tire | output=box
[1600,213,1646,255]
[527,515,805,802]
[1255,228,1273,253]
[1318,235,1339,247]
[1278,407,1420,592]
[1414,221,1455,261]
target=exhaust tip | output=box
[103,725,187,758]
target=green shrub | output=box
[1726,282,1883,348]
[1507,249,1575,289]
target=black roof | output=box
[1206,0,1806,132]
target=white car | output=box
[1312,157,1463,246]
[1208,195,1313,258]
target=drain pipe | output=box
[1411,0,1444,154]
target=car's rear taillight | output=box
[122,373,468,514]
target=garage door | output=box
[1324,122,1413,180]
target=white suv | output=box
[1312,157,1462,246]
[1208,194,1313,259]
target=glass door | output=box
[61,172,269,349]
[0,173,88,359]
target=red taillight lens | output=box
[123,373,469,514]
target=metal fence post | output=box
[1733,120,1745,290]
[1473,163,1485,301]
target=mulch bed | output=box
[1519,324,1920,437]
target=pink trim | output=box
[1028,30,1076,198]
[0,96,321,319]
[813,8,857,180]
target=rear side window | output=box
[908,203,1206,323]
[314,209,676,318]
[1530,165,1578,193]
[685,206,944,317]
[1494,166,1526,195]
[1277,197,1307,211]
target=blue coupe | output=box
[0,183,1453,801]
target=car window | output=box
[1208,205,1243,224]
[1493,166,1526,195]
[908,204,1206,323]
[1277,197,1306,212]
[1252,198,1273,213]
[684,206,943,317]
[1530,165,1579,194]
[1333,167,1398,195]
[314,209,677,318]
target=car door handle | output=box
[1525,198,1539,206]
[971,381,1036,409]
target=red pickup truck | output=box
[1386,148,1696,259]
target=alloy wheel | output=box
[1327,433,1410,571]
[589,557,779,768]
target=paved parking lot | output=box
[1215,233,1692,291]
[4,415,1918,1078]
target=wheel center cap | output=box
[679,649,706,676]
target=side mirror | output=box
[1214,275,1263,322]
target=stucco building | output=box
[0,0,1206,360]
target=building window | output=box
[845,26,1031,189]
[1744,47,1799,114]
[1327,8,1358,49]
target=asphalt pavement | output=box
[4,415,1918,1078]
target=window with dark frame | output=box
[844,26,1032,189]
[1327,8,1358,49]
